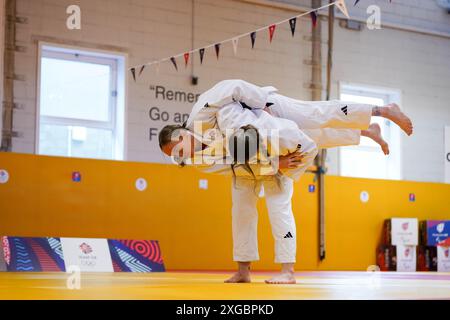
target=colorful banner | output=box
[109,240,165,272]
[1,236,165,273]
[1,236,65,272]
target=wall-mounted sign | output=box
[199,179,208,190]
[72,171,81,182]
[360,191,369,203]
[0,169,9,184]
[135,178,148,191]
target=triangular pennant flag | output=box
[138,65,146,76]
[310,11,318,28]
[289,18,297,37]
[214,43,221,60]
[170,57,178,71]
[184,52,190,68]
[130,68,136,82]
[199,48,205,64]
[268,24,276,43]
[250,32,256,49]
[232,37,239,56]
[336,0,350,19]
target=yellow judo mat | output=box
[1,271,449,300]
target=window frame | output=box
[35,42,126,160]
[338,81,403,180]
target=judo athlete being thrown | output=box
[158,80,413,284]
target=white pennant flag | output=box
[336,0,350,19]
[232,37,239,56]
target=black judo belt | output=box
[239,101,274,110]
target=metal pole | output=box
[311,0,326,261]
[1,0,15,151]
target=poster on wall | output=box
[445,126,450,184]
[60,238,114,272]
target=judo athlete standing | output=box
[159,80,413,284]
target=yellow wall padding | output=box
[0,152,449,271]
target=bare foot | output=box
[380,103,413,136]
[364,123,390,155]
[265,272,296,284]
[224,272,251,283]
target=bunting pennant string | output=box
[138,65,145,76]
[184,52,190,68]
[289,18,297,37]
[215,43,221,59]
[199,48,205,64]
[268,24,276,43]
[232,37,239,56]
[170,57,178,71]
[336,0,350,18]
[310,11,318,28]
[250,31,257,49]
[129,0,351,78]
[130,68,136,82]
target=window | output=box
[339,83,401,180]
[37,44,126,160]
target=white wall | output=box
[10,0,450,183]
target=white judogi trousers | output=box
[232,175,296,263]
[267,93,373,148]
[230,93,373,264]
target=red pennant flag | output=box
[310,11,318,28]
[268,24,276,43]
[199,48,205,64]
[250,32,256,49]
[215,43,221,60]
[170,57,178,71]
[184,52,190,68]
[130,68,136,82]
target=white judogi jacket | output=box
[185,79,278,130]
[186,79,318,180]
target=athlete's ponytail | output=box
[228,125,280,191]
